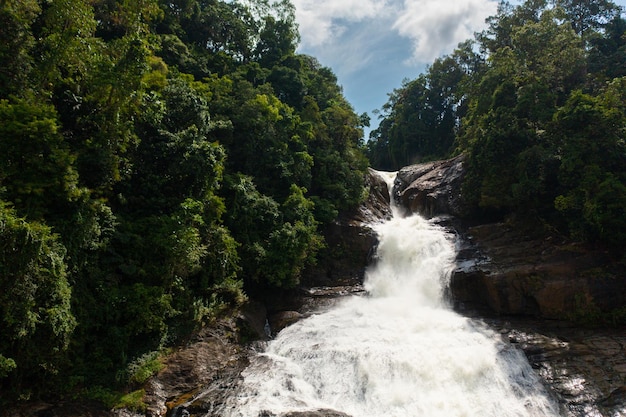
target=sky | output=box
[291,0,626,139]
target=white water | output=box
[224,172,560,417]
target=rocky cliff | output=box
[449,221,625,320]
[388,155,625,323]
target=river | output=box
[222,172,560,417]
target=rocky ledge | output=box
[489,317,626,417]
[450,220,625,320]
[393,153,465,217]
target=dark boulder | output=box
[140,320,248,417]
[255,411,352,417]
[267,310,302,335]
[352,167,393,223]
[394,154,465,218]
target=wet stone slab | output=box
[485,318,626,417]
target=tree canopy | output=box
[0,0,368,404]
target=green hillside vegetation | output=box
[0,0,369,404]
[367,0,626,249]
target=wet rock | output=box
[391,156,625,323]
[601,386,626,408]
[268,311,303,335]
[394,154,465,218]
[139,320,249,417]
[449,221,625,320]
[351,168,393,224]
[240,301,270,341]
[244,407,352,417]
[299,220,376,290]
[489,318,626,417]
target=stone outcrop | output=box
[282,410,352,417]
[352,167,393,224]
[140,320,249,417]
[257,410,352,417]
[488,317,626,416]
[394,154,465,218]
[449,220,625,321]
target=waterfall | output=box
[223,172,560,417]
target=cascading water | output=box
[223,171,560,417]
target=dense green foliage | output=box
[367,41,484,169]
[0,0,368,403]
[368,0,626,249]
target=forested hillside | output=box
[0,0,369,405]
[367,0,626,249]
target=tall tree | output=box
[551,85,626,244]
[0,99,80,221]
[588,15,626,83]
[0,203,76,399]
[551,0,621,41]
[0,0,39,96]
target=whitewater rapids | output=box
[222,173,560,417]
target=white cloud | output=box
[302,17,406,76]
[393,0,498,63]
[294,0,498,65]
[293,0,394,47]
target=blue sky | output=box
[292,0,626,139]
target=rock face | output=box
[257,410,352,417]
[283,410,352,417]
[140,320,249,417]
[391,154,625,322]
[394,154,465,218]
[489,317,626,417]
[449,220,625,321]
[354,167,393,223]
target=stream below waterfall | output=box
[221,172,561,417]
